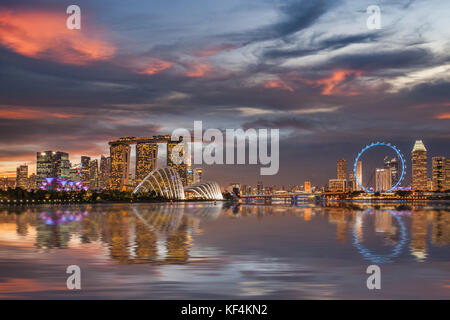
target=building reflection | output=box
[0,203,449,264]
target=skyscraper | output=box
[375,168,392,192]
[16,165,28,189]
[99,155,111,189]
[167,138,190,186]
[411,140,428,191]
[432,157,446,191]
[81,156,91,184]
[36,151,70,186]
[355,160,362,191]
[193,168,203,184]
[446,159,450,191]
[109,143,131,190]
[384,157,399,186]
[304,181,311,193]
[136,143,158,186]
[337,159,347,180]
[89,159,99,189]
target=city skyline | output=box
[1,0,450,186]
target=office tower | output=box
[446,159,450,190]
[304,181,311,193]
[230,183,241,196]
[432,157,446,191]
[375,168,392,192]
[88,159,99,189]
[27,173,36,189]
[53,152,70,178]
[193,168,203,184]
[328,179,346,193]
[354,160,362,191]
[69,164,82,182]
[136,143,158,186]
[16,165,28,189]
[337,159,347,180]
[81,156,91,184]
[110,143,131,190]
[0,177,15,190]
[257,181,263,194]
[167,138,190,186]
[36,151,70,186]
[411,140,428,191]
[99,156,111,189]
[384,157,399,186]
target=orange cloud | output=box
[0,9,115,65]
[297,70,362,96]
[435,113,450,119]
[184,62,212,78]
[263,80,294,92]
[0,107,78,120]
[193,44,235,57]
[136,57,173,75]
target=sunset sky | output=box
[0,0,449,186]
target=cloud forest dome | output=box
[133,167,185,200]
[184,182,223,200]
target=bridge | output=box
[240,192,322,204]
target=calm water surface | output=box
[0,202,449,299]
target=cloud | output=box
[263,79,294,92]
[0,106,78,120]
[183,61,213,77]
[0,8,115,65]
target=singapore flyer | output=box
[354,142,406,193]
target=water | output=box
[0,202,449,299]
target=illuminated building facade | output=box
[99,155,111,189]
[184,182,223,200]
[355,160,362,191]
[411,140,428,191]
[167,138,190,186]
[384,157,399,185]
[328,179,346,193]
[136,143,158,186]
[375,168,392,192]
[304,181,311,193]
[193,168,203,184]
[446,159,450,190]
[16,165,28,189]
[109,142,131,190]
[432,157,446,191]
[337,158,347,180]
[81,156,91,184]
[89,159,99,189]
[36,151,70,186]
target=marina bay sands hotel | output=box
[109,135,192,191]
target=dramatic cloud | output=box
[0,9,115,65]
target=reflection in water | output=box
[0,203,449,299]
[0,203,449,266]
[352,210,408,264]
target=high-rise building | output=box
[337,159,347,180]
[0,177,15,190]
[69,164,82,182]
[99,156,111,189]
[36,151,70,186]
[193,168,203,184]
[375,168,392,192]
[88,159,99,189]
[432,157,446,191]
[304,181,311,193]
[355,160,362,191]
[446,159,450,191]
[109,143,131,190]
[384,157,399,186]
[257,181,263,194]
[27,173,36,189]
[167,138,190,186]
[328,179,346,193]
[16,165,28,189]
[411,140,428,191]
[81,156,91,184]
[136,143,158,186]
